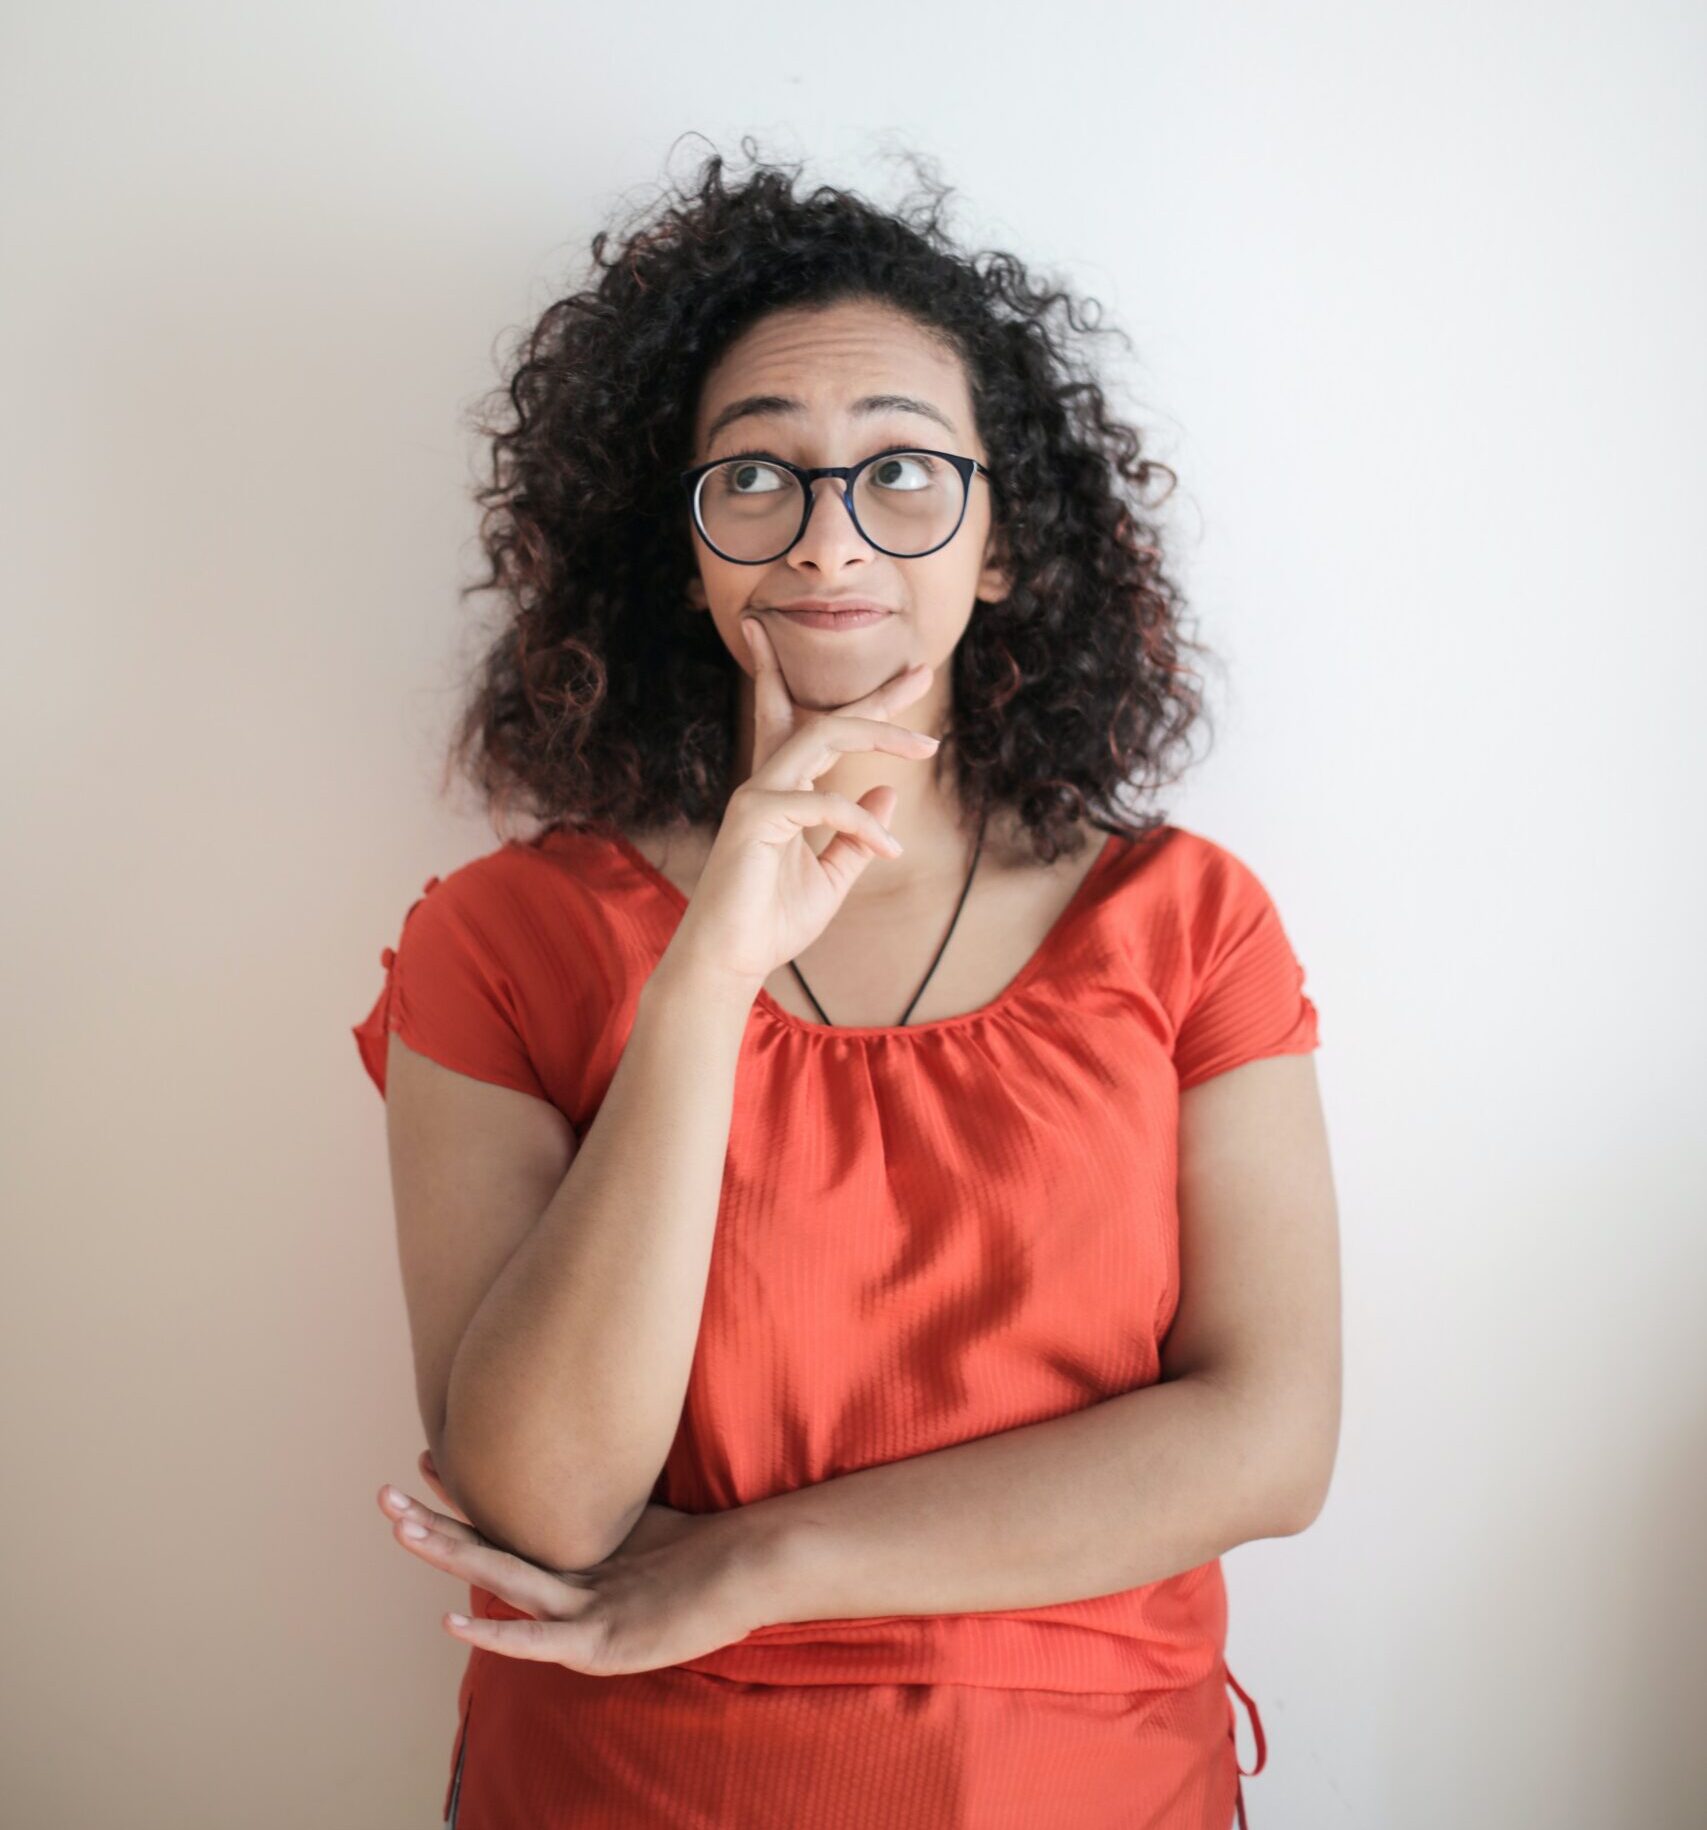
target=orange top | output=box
[353,820,1316,1824]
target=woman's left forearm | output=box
[729,1374,1315,1626]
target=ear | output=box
[975,522,1014,605]
[685,574,709,612]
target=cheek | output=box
[697,554,755,615]
[902,551,982,649]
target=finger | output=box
[387,1507,592,1620]
[814,784,902,882]
[377,1481,483,1547]
[443,1611,605,1669]
[741,786,904,881]
[740,615,797,767]
[863,784,900,831]
[758,715,941,794]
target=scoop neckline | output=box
[605,825,1129,1041]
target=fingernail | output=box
[384,1486,408,1509]
[401,1520,429,1539]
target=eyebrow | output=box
[704,391,957,447]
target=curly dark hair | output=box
[444,137,1218,865]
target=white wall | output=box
[4,3,1702,1824]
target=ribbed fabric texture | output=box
[353,821,1316,1829]
[444,1658,1249,1828]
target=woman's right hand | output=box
[659,613,943,994]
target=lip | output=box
[766,599,896,630]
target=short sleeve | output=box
[351,871,550,1102]
[1173,846,1320,1089]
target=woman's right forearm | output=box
[439,948,757,1571]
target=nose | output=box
[789,475,872,567]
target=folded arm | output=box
[735,1053,1342,1624]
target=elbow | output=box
[1234,1390,1338,1541]
[1273,1437,1339,1536]
[1276,1477,1331,1537]
[433,1426,648,1571]
[1268,1382,1341,1538]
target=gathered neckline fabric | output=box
[602,825,1129,1042]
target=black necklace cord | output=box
[788,807,989,1029]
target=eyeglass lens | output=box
[696,451,965,561]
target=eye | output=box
[714,459,790,497]
[867,451,938,492]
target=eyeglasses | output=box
[679,446,995,565]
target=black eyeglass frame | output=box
[678,446,996,565]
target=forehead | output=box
[694,300,971,445]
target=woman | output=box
[354,144,1340,1829]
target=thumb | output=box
[861,783,900,827]
[810,782,903,888]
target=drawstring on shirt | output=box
[1224,1662,1268,1827]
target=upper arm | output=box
[351,867,579,1486]
[1162,1053,1341,1532]
[1159,835,1340,1531]
[382,1036,576,1470]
